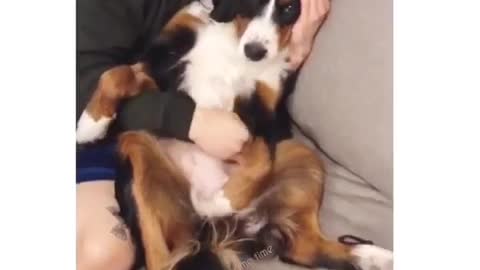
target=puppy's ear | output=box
[210,0,238,22]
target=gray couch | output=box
[253,0,393,269]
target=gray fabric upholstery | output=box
[295,131,393,249]
[290,0,393,199]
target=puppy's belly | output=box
[158,139,234,217]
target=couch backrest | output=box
[289,0,393,198]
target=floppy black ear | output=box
[210,0,239,22]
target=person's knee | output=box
[78,234,134,270]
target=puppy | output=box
[77,0,295,217]
[77,0,393,269]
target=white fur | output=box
[181,19,287,110]
[191,190,234,218]
[243,215,268,236]
[76,111,114,144]
[189,151,228,198]
[352,245,394,270]
[239,0,279,61]
[181,22,255,109]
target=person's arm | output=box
[289,0,331,69]
[77,0,249,159]
[116,91,195,140]
[77,0,195,140]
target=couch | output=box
[252,0,393,269]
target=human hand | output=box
[289,0,331,69]
[188,107,250,160]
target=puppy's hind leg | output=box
[261,209,392,270]
[117,131,193,270]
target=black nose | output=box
[244,42,267,61]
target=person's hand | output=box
[188,107,250,160]
[289,0,331,69]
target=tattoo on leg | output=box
[107,206,129,241]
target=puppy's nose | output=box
[244,42,267,61]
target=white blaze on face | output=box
[239,0,279,60]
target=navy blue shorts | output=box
[76,141,119,184]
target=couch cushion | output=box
[296,131,393,249]
[289,0,393,199]
[249,133,393,270]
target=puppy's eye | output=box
[281,4,293,14]
[276,2,300,25]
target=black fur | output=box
[211,0,300,26]
[210,0,241,22]
[176,249,226,270]
[273,0,301,26]
[114,157,146,269]
[257,224,358,270]
[233,72,296,156]
[234,93,278,156]
[142,27,196,91]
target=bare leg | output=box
[76,181,135,270]
[190,150,228,198]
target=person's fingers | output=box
[320,0,331,21]
[232,116,250,139]
[239,127,250,142]
[308,0,317,20]
[226,152,245,165]
[292,0,308,36]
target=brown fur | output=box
[254,140,354,268]
[118,131,197,270]
[234,16,251,39]
[163,7,206,33]
[256,80,280,112]
[85,65,157,120]
[224,138,273,210]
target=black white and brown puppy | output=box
[76,0,392,270]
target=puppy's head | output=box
[233,0,301,62]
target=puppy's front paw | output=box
[352,244,393,270]
[191,190,233,218]
[76,111,114,144]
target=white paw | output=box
[76,111,114,144]
[352,245,393,270]
[191,189,234,218]
[243,215,267,236]
[186,1,211,21]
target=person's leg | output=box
[77,180,135,270]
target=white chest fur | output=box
[180,21,288,111]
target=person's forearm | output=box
[77,0,147,121]
[116,90,196,141]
